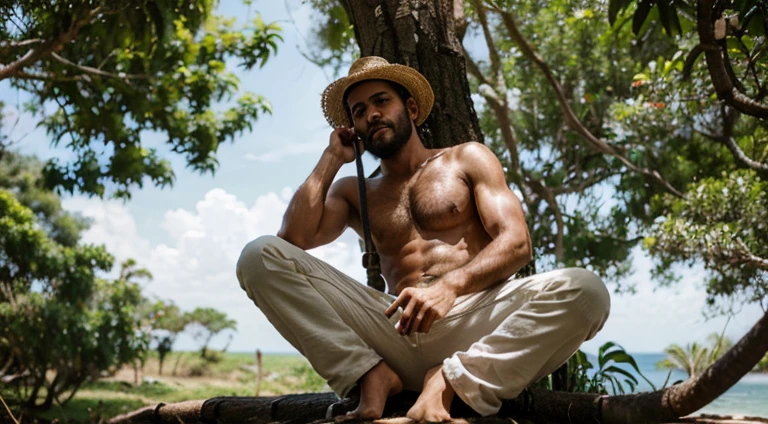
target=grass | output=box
[3,351,327,423]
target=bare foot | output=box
[406,364,454,423]
[335,361,403,422]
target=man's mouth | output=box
[371,126,389,139]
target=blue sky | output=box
[1,0,764,355]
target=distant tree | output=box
[185,307,236,360]
[113,259,154,384]
[657,333,733,378]
[146,300,188,375]
[0,0,282,198]
[0,152,149,410]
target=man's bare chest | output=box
[365,167,474,240]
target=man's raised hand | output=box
[384,283,457,336]
[327,127,363,164]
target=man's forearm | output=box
[277,149,344,247]
[439,234,532,297]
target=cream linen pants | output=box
[236,235,610,416]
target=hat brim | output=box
[321,63,434,128]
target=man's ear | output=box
[406,97,419,121]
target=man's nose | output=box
[366,107,381,123]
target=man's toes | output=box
[335,408,381,423]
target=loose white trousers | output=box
[236,235,610,416]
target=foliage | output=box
[22,352,325,423]
[142,300,189,375]
[647,171,768,309]
[657,332,734,378]
[184,307,237,359]
[601,0,768,308]
[535,342,653,395]
[303,0,768,313]
[757,352,768,372]
[0,153,148,410]
[0,0,282,198]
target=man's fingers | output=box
[385,292,409,318]
[405,305,425,336]
[399,299,418,335]
[418,312,438,335]
[413,309,431,334]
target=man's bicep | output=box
[312,179,353,248]
[462,143,528,239]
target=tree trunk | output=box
[339,0,483,148]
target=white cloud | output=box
[63,193,764,355]
[245,141,324,163]
[64,188,365,353]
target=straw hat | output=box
[321,56,434,128]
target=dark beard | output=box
[362,110,413,159]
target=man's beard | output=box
[362,110,413,159]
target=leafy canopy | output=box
[0,0,282,198]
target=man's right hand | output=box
[327,127,363,164]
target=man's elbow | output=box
[276,228,309,250]
[509,234,533,264]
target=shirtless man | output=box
[236,56,610,422]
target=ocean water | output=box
[604,353,768,418]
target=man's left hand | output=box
[384,282,457,336]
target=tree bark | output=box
[339,0,483,148]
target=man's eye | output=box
[353,108,365,117]
[377,98,389,104]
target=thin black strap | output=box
[351,141,386,292]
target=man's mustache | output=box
[366,122,393,143]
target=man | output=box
[236,56,610,422]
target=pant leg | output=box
[422,268,610,416]
[236,235,426,395]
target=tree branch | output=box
[735,239,768,270]
[461,15,524,191]
[0,9,99,82]
[695,108,768,175]
[50,52,148,80]
[723,136,768,174]
[469,0,502,89]
[552,168,615,195]
[463,50,523,182]
[487,3,684,199]
[14,71,86,82]
[697,0,768,119]
[0,38,44,55]
[527,177,565,261]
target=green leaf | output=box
[633,0,654,35]
[609,0,632,25]
[658,0,682,37]
[603,365,640,384]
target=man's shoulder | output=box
[329,176,358,199]
[447,142,499,168]
[452,141,493,157]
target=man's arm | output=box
[386,142,532,335]
[440,141,533,295]
[277,128,359,250]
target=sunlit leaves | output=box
[0,153,153,408]
[647,170,768,308]
[1,1,282,198]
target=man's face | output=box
[345,80,415,159]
